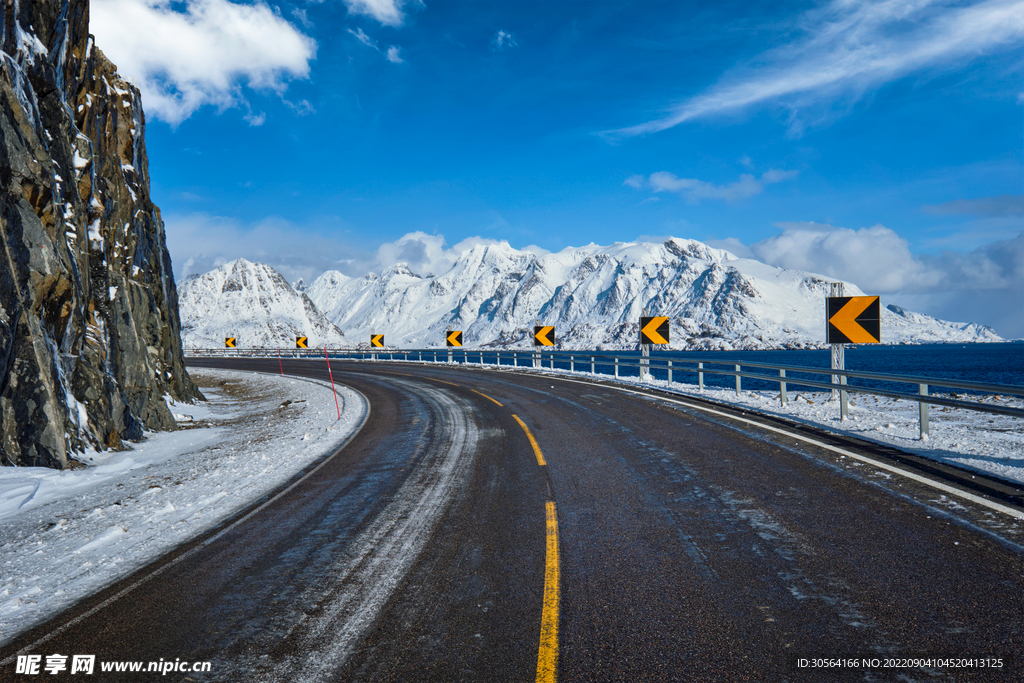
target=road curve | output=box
[2,357,1021,682]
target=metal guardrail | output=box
[187,347,1024,440]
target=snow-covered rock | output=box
[304,238,1002,349]
[179,259,348,348]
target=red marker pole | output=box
[278,348,283,376]
[325,346,341,420]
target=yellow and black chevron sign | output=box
[295,336,308,348]
[639,317,670,345]
[224,337,236,348]
[446,330,463,347]
[533,326,555,347]
[371,334,384,348]
[827,296,880,344]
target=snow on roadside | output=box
[472,361,1024,485]
[0,369,365,645]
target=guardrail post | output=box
[570,355,574,373]
[615,357,619,378]
[919,384,930,439]
[591,356,595,375]
[840,375,848,421]
[550,353,554,370]
[496,351,501,366]
[735,365,742,395]
[667,360,672,385]
[779,369,787,406]
[698,362,704,390]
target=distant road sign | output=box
[640,317,670,345]
[534,326,555,347]
[224,337,236,348]
[296,336,308,348]
[371,334,384,348]
[446,330,463,347]
[827,296,881,344]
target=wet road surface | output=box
[2,358,1022,682]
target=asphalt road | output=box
[3,358,1022,682]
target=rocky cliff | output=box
[0,0,200,469]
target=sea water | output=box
[539,343,1024,396]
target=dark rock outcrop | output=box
[1,0,200,468]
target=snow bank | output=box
[0,369,365,645]
[522,363,1024,484]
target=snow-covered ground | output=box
[490,361,1024,484]
[0,369,365,646]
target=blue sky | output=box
[92,0,1023,336]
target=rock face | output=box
[305,238,1004,350]
[0,0,200,468]
[179,259,348,349]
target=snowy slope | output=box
[306,238,1002,350]
[179,259,349,348]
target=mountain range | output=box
[179,259,347,348]
[179,239,1002,350]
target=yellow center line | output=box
[536,501,560,683]
[471,389,504,406]
[512,415,546,467]
[427,377,461,386]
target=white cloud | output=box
[348,27,378,49]
[165,213,369,285]
[752,222,941,291]
[623,175,645,190]
[91,0,316,125]
[348,27,406,64]
[629,169,797,203]
[291,8,313,29]
[374,233,529,276]
[375,232,458,276]
[492,30,518,50]
[386,46,405,63]
[611,0,1024,137]
[343,0,409,27]
[718,223,1024,337]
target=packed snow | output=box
[0,369,365,645]
[468,359,1024,484]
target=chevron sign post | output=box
[533,326,555,347]
[639,317,670,345]
[827,296,881,344]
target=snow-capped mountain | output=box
[305,238,1002,350]
[179,259,348,348]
